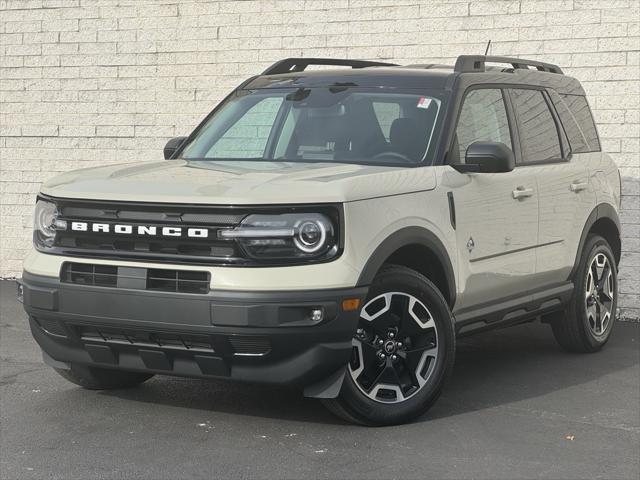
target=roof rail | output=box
[405,63,453,70]
[262,58,399,75]
[454,55,564,74]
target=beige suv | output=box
[19,56,622,425]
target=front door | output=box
[444,88,539,311]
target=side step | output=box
[454,283,573,337]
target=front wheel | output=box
[322,265,455,426]
[551,234,618,353]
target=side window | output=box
[206,97,283,158]
[548,89,590,153]
[510,89,562,163]
[559,93,600,152]
[455,89,512,163]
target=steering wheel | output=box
[372,151,413,163]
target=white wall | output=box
[1,0,638,317]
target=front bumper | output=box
[20,271,367,396]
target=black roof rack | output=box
[262,58,399,75]
[259,56,563,77]
[405,63,452,70]
[454,55,564,74]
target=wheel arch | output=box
[570,203,621,280]
[356,226,456,308]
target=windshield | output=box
[181,88,444,166]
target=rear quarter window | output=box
[549,91,601,153]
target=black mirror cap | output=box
[453,141,515,173]
[163,136,188,160]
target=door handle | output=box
[570,180,588,193]
[512,186,534,199]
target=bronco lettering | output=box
[69,221,209,238]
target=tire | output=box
[322,265,455,426]
[551,234,618,353]
[55,364,154,390]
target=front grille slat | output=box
[61,206,245,225]
[63,263,118,287]
[57,234,238,259]
[228,336,272,356]
[146,267,209,294]
[75,325,217,354]
[61,263,210,294]
[72,325,272,357]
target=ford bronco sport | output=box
[19,56,622,425]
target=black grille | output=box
[61,262,210,294]
[61,263,118,287]
[38,196,341,266]
[147,268,209,294]
[228,336,272,356]
[51,198,247,264]
[76,325,215,353]
[72,324,272,357]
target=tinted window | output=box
[548,89,590,153]
[454,89,512,163]
[550,92,600,153]
[182,89,443,166]
[510,89,562,163]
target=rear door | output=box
[448,88,539,311]
[508,88,596,286]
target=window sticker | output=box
[417,97,432,109]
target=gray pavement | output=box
[1,279,638,480]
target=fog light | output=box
[17,282,24,303]
[310,308,324,323]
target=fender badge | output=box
[467,237,475,253]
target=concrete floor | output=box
[1,279,638,480]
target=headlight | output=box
[295,219,327,253]
[219,213,337,261]
[33,199,65,248]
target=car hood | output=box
[41,160,437,204]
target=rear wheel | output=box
[323,265,455,426]
[551,234,618,353]
[55,364,154,390]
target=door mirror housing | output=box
[163,136,187,160]
[452,141,515,173]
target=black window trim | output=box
[506,85,570,168]
[543,89,572,159]
[502,85,523,165]
[445,84,520,166]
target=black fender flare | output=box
[356,226,457,308]
[569,203,621,280]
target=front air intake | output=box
[61,263,210,294]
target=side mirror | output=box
[452,142,515,173]
[163,136,187,160]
